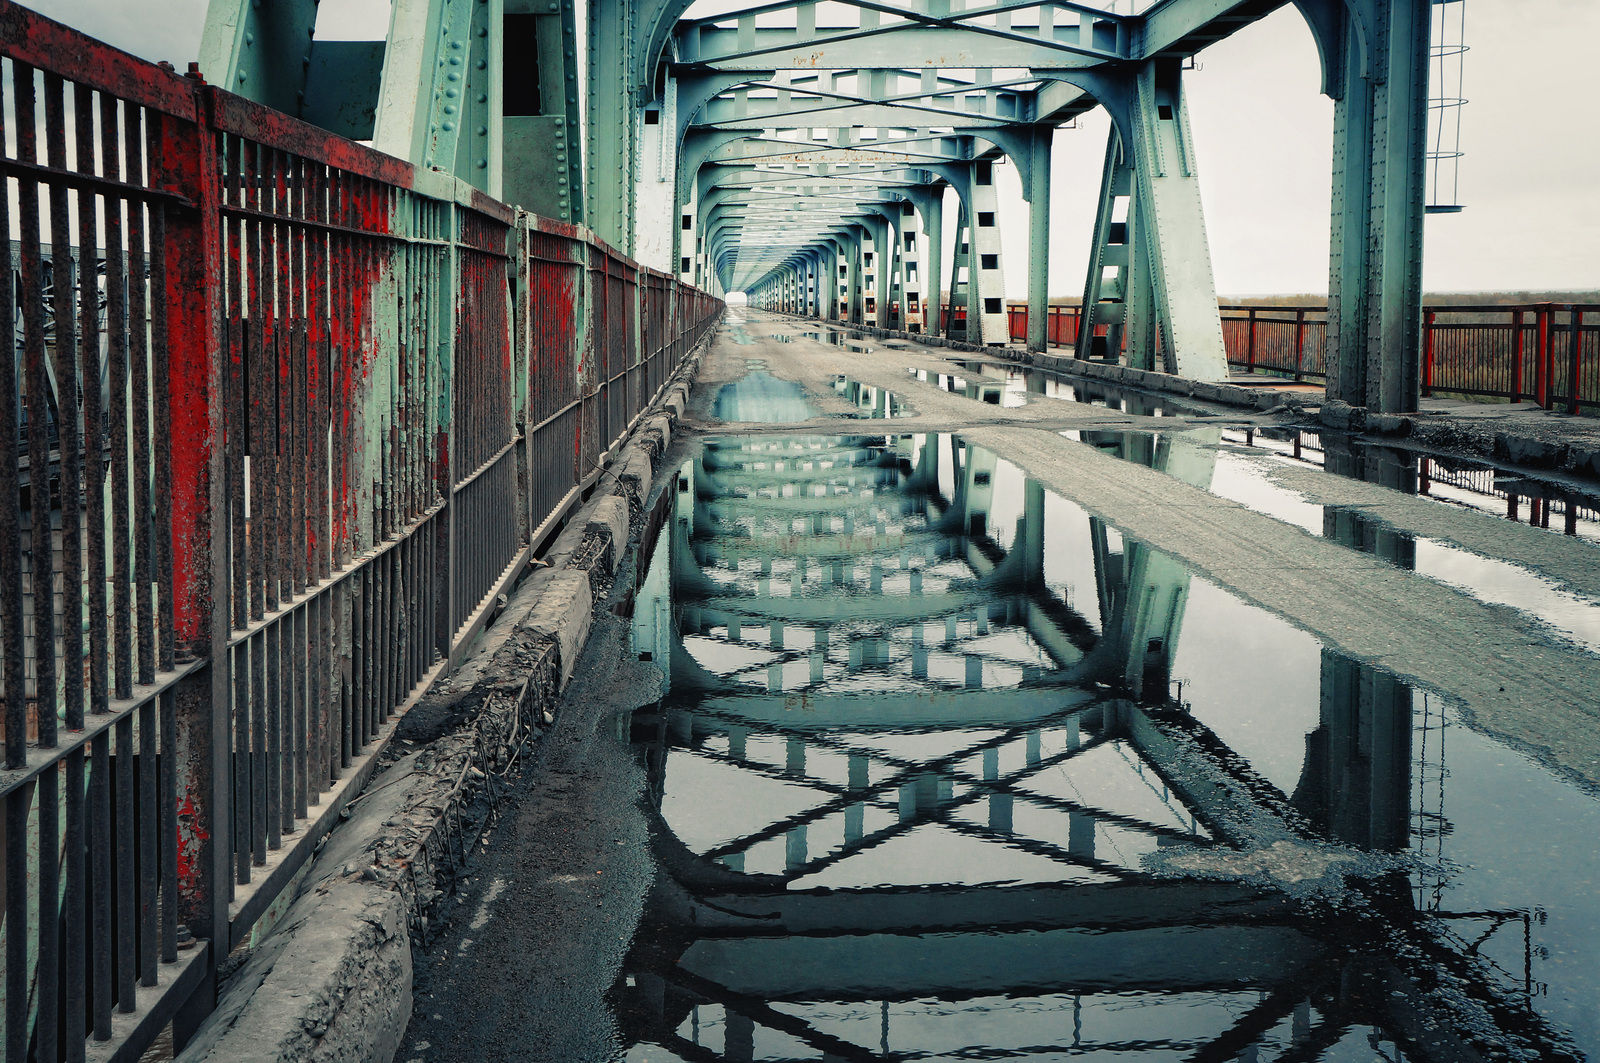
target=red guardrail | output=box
[1005,302,1600,411]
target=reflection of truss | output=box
[626,433,1589,1063]
[673,700,1209,887]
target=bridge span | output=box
[2,0,1598,1061]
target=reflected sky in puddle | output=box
[712,372,819,423]
[1072,426,1600,654]
[618,432,1600,1063]
[952,359,1207,417]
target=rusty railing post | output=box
[1511,308,1525,402]
[1246,308,1257,373]
[1536,306,1551,408]
[1571,308,1585,415]
[1423,310,1436,397]
[1293,308,1307,381]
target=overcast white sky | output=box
[29,0,1600,297]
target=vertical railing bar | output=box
[268,148,288,612]
[47,72,86,739]
[228,150,248,636]
[37,758,60,1062]
[90,726,112,1030]
[5,786,30,1061]
[233,640,249,885]
[292,602,307,820]
[115,712,136,1009]
[148,130,175,675]
[18,64,62,753]
[1,61,27,770]
[123,105,155,687]
[66,745,88,1057]
[267,621,282,853]
[138,697,158,983]
[246,138,265,623]
[158,691,177,965]
[103,92,136,700]
[252,627,266,864]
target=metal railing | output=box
[0,4,721,1059]
[1006,301,1600,412]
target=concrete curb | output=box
[175,333,709,1063]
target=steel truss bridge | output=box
[0,0,1485,1059]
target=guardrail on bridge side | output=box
[0,4,722,1059]
[1006,302,1600,413]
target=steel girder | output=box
[197,0,1434,400]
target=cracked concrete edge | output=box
[175,334,706,1063]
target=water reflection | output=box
[619,433,1593,1062]
[829,377,904,419]
[1082,428,1600,653]
[712,372,820,423]
[952,359,1203,417]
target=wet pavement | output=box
[401,309,1600,1063]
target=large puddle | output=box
[712,371,820,423]
[910,360,1207,417]
[1072,426,1600,653]
[618,433,1600,1063]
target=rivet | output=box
[238,71,247,82]
[244,32,255,44]
[554,118,564,126]
[476,59,486,69]
[443,120,456,130]
[450,55,462,64]
[477,159,488,168]
[477,93,488,103]
[446,88,459,97]
[556,153,566,161]
[478,125,488,135]
[451,40,463,50]
[448,72,461,81]
[444,104,458,114]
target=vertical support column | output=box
[950,199,971,340]
[1025,127,1053,354]
[967,159,1009,346]
[873,216,892,329]
[898,200,924,332]
[678,182,697,284]
[920,189,944,339]
[585,0,637,252]
[1326,0,1431,414]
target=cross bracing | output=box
[204,0,1447,403]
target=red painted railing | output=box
[1006,302,1600,411]
[0,4,721,1058]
